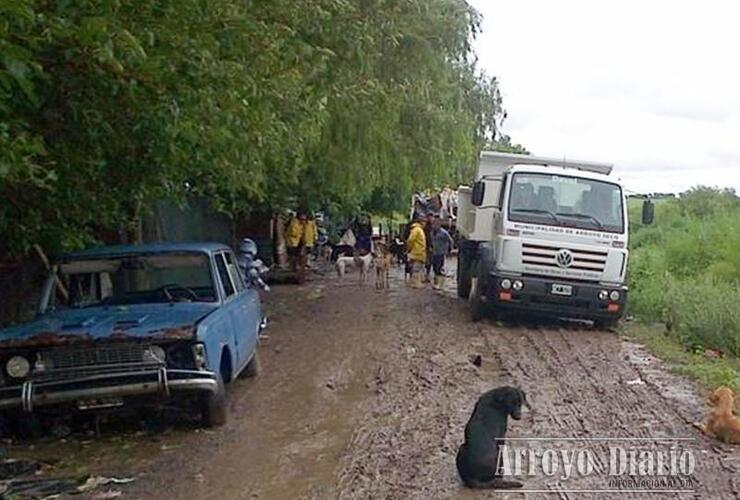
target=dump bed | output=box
[480,152,613,176]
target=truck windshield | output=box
[507,173,624,233]
[53,253,216,308]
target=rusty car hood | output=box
[0,302,219,348]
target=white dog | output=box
[336,252,373,284]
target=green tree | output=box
[0,0,511,257]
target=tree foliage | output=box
[1,0,506,256]
[488,134,530,155]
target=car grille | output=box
[43,343,146,369]
[522,243,608,272]
[32,343,159,383]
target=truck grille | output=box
[522,243,608,272]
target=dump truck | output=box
[456,152,653,326]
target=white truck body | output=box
[457,151,630,325]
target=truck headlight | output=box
[598,290,609,301]
[500,279,512,290]
[512,280,524,291]
[7,356,30,378]
[609,290,621,301]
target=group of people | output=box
[284,208,456,290]
[406,213,455,290]
[284,211,372,271]
[285,211,318,271]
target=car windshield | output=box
[54,253,216,308]
[507,172,625,233]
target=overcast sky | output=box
[467,0,740,194]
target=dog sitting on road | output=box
[694,386,740,444]
[456,386,527,489]
[374,242,392,289]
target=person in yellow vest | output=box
[405,216,427,289]
[286,211,317,270]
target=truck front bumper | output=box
[483,273,626,321]
[0,368,219,413]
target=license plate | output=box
[551,283,573,296]
[77,397,124,410]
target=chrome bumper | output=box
[0,368,218,412]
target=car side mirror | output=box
[641,199,655,225]
[471,181,486,206]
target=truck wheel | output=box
[469,273,487,322]
[243,349,261,378]
[201,377,228,428]
[595,318,620,331]
[457,252,472,298]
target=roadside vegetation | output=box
[0,1,525,258]
[627,324,740,393]
[627,187,740,389]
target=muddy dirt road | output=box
[6,266,739,499]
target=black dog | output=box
[456,386,527,489]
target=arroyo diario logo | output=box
[497,437,697,494]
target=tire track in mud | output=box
[336,282,514,500]
[53,265,737,500]
[486,321,739,499]
[336,267,738,499]
[125,278,404,500]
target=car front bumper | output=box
[483,273,626,321]
[0,368,219,412]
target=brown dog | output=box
[374,242,392,289]
[694,386,740,444]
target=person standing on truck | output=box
[406,216,427,289]
[430,219,455,291]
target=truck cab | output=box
[457,152,647,327]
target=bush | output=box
[629,188,740,356]
[662,276,740,356]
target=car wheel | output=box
[201,377,227,428]
[243,349,261,378]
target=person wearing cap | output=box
[405,215,427,289]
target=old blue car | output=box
[0,242,266,428]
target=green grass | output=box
[625,323,740,394]
[628,187,740,357]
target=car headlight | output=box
[7,356,30,378]
[609,290,621,301]
[512,280,524,291]
[598,290,609,301]
[500,279,512,290]
[145,345,167,363]
[192,343,207,370]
